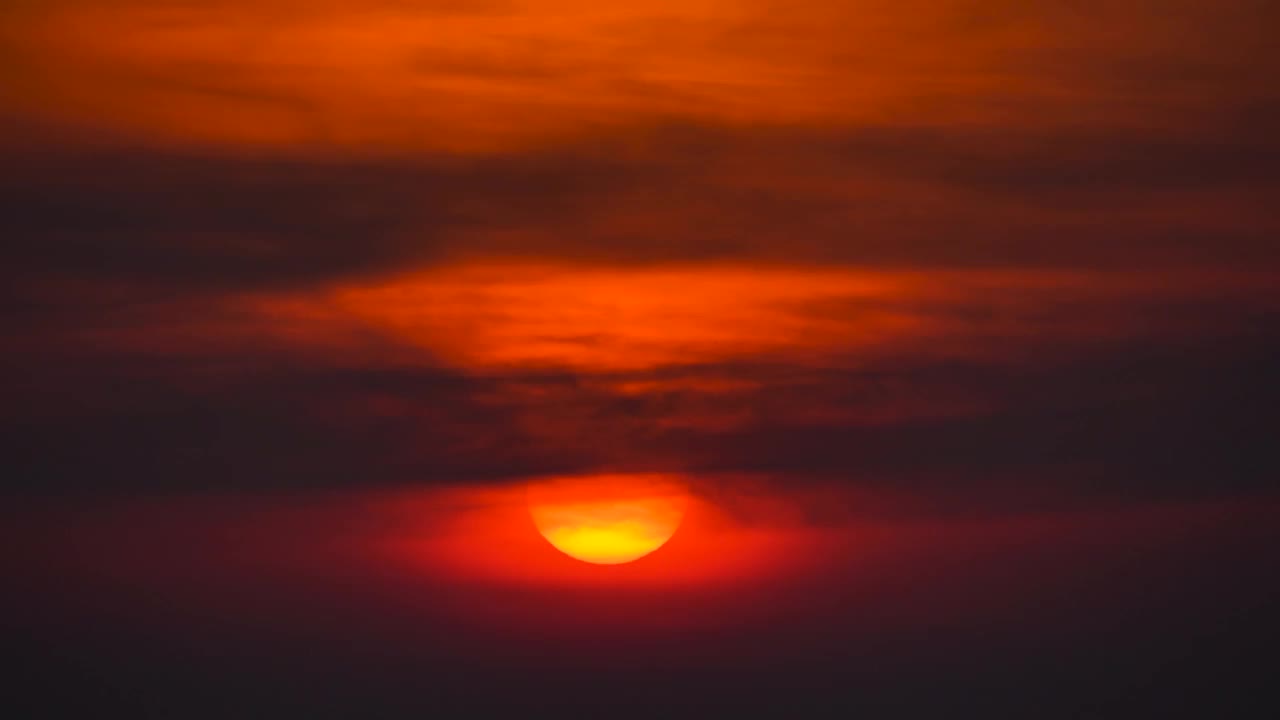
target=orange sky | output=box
[4,0,1275,152]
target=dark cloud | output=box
[5,280,1276,513]
[0,141,652,295]
[820,121,1280,196]
[1,358,587,495]
[678,333,1280,510]
[4,113,1278,304]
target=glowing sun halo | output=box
[527,475,688,565]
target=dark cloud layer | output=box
[1,142,651,294]
[4,110,1278,309]
[5,289,1276,514]
[682,333,1280,508]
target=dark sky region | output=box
[2,1,1278,717]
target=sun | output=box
[527,474,688,565]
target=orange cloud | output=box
[258,262,1269,373]
[6,1,1269,151]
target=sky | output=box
[2,1,1279,717]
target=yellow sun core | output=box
[527,474,688,565]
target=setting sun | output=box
[527,474,689,564]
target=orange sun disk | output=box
[527,474,688,565]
